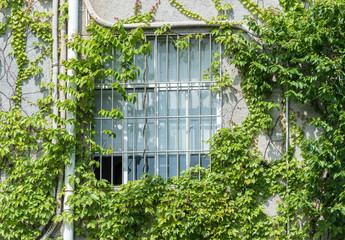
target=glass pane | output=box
[168,154,177,178]
[135,155,144,180]
[135,91,145,118]
[102,90,112,112]
[212,39,220,60]
[127,119,133,151]
[94,91,101,117]
[190,118,200,150]
[168,38,177,82]
[113,122,122,151]
[201,154,210,169]
[201,89,211,115]
[190,90,199,116]
[168,119,177,150]
[94,119,101,146]
[168,91,177,116]
[146,90,155,117]
[178,45,188,82]
[178,118,186,150]
[211,91,218,115]
[179,90,187,116]
[158,119,166,151]
[126,90,134,117]
[146,155,155,175]
[135,119,144,151]
[200,37,211,77]
[159,154,167,180]
[104,54,113,84]
[135,52,145,83]
[179,154,186,175]
[102,119,112,149]
[145,119,154,151]
[128,155,134,181]
[114,51,122,73]
[147,38,155,82]
[113,92,122,110]
[190,39,199,82]
[158,37,167,82]
[201,118,211,150]
[158,91,166,116]
[190,153,199,167]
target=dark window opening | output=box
[94,156,122,185]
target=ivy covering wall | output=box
[0,0,345,239]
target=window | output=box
[94,34,221,184]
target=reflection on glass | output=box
[178,118,186,150]
[135,120,144,151]
[135,155,143,180]
[113,92,122,110]
[128,155,133,181]
[94,91,101,117]
[159,155,166,180]
[168,91,177,116]
[102,119,112,149]
[201,154,210,169]
[179,90,187,115]
[113,122,122,151]
[191,153,199,167]
[168,155,177,178]
[190,90,199,115]
[135,52,145,83]
[190,118,199,150]
[200,37,211,77]
[147,39,155,82]
[158,120,166,151]
[201,118,210,150]
[201,89,211,115]
[158,37,167,82]
[127,119,133,151]
[158,91,166,116]
[179,46,188,82]
[168,119,177,150]
[168,38,177,82]
[145,119,154,151]
[102,90,112,112]
[146,90,155,117]
[94,119,101,146]
[190,39,199,82]
[179,154,186,175]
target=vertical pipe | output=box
[286,95,290,235]
[63,0,78,239]
[59,0,67,120]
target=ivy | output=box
[1,0,345,239]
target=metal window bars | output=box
[94,34,221,184]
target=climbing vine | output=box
[1,0,345,239]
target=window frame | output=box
[94,33,222,185]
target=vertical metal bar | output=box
[186,37,190,170]
[198,38,201,180]
[154,36,158,176]
[111,48,114,185]
[165,35,169,180]
[209,35,213,171]
[100,80,103,180]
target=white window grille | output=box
[94,34,221,184]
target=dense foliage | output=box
[0,0,345,239]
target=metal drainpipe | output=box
[63,0,78,239]
[286,95,290,235]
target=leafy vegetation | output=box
[0,0,345,239]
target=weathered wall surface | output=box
[0,2,51,115]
